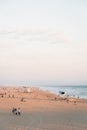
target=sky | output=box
[0,0,87,86]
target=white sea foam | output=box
[40,85,87,99]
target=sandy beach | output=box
[0,86,87,130]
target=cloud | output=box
[0,29,70,44]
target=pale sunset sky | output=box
[0,0,87,85]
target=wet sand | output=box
[0,86,87,130]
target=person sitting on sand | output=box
[12,107,15,114]
[12,107,17,115]
[17,108,21,115]
[12,107,14,113]
[12,107,21,115]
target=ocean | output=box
[39,85,87,99]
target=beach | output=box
[0,86,87,130]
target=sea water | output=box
[39,85,87,99]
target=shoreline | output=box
[0,86,87,104]
[0,85,87,99]
[39,85,87,99]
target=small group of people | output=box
[12,107,21,115]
